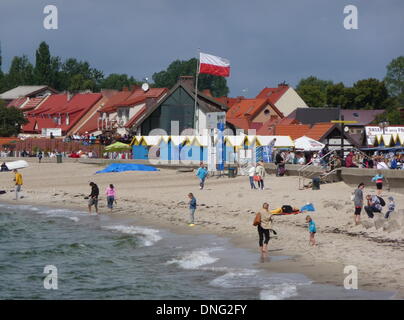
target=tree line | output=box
[295,56,404,124]
[0,41,230,97]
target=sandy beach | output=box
[1,160,403,298]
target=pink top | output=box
[105,187,116,197]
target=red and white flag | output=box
[199,52,230,77]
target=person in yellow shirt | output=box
[13,169,23,200]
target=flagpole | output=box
[194,49,200,135]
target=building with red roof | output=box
[255,83,308,117]
[226,97,284,133]
[220,83,308,133]
[21,92,102,136]
[99,86,168,135]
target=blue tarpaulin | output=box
[96,163,159,174]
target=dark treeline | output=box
[0,41,230,97]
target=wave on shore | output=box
[103,225,162,247]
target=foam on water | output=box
[209,269,310,300]
[103,225,162,246]
[0,203,82,222]
[166,248,223,270]
[260,285,298,300]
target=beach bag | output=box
[281,205,293,213]
[377,196,386,207]
[253,212,261,226]
[253,175,261,182]
[350,193,355,201]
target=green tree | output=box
[4,55,34,90]
[34,41,52,85]
[101,73,141,90]
[0,102,28,136]
[351,78,388,109]
[384,56,404,99]
[296,76,333,108]
[152,58,229,97]
[60,58,104,92]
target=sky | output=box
[0,0,403,97]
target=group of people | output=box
[86,182,117,214]
[352,172,396,225]
[253,202,317,253]
[345,150,404,170]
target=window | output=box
[264,109,270,116]
[66,114,70,125]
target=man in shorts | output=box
[353,183,365,225]
[88,182,99,214]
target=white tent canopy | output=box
[257,136,294,148]
[294,136,324,151]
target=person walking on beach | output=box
[254,202,273,253]
[275,151,285,176]
[188,193,197,226]
[248,165,257,189]
[105,184,116,212]
[371,171,384,196]
[13,169,23,200]
[267,138,276,162]
[306,215,317,246]
[38,151,43,163]
[88,182,99,214]
[255,161,265,190]
[353,183,365,225]
[196,163,208,190]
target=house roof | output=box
[20,97,47,111]
[7,97,28,108]
[256,117,300,135]
[99,87,168,112]
[22,93,102,134]
[341,109,385,126]
[227,98,268,119]
[213,96,243,108]
[75,111,100,134]
[293,108,340,125]
[274,124,311,139]
[305,123,336,141]
[226,118,252,131]
[22,118,37,132]
[256,85,289,104]
[28,94,68,115]
[0,86,57,100]
[125,106,147,128]
[99,90,133,113]
[133,80,228,130]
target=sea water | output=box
[0,203,395,300]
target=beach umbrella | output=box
[104,142,132,152]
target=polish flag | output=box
[199,52,230,77]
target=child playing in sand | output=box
[188,193,196,226]
[306,215,316,246]
[385,196,395,219]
